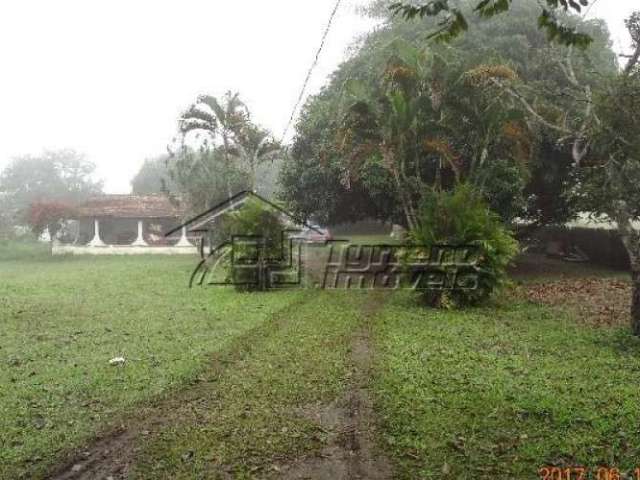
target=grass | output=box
[132,291,371,479]
[3,244,638,479]
[0,239,51,261]
[0,252,305,479]
[372,292,640,479]
[338,234,399,245]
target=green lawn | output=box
[0,252,304,479]
[372,292,640,479]
[132,291,372,479]
[339,234,399,245]
[2,245,638,479]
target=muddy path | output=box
[45,295,311,480]
[45,292,392,480]
[276,292,392,480]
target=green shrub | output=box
[410,184,519,307]
[219,199,286,291]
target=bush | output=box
[410,184,519,307]
[26,201,76,238]
[219,199,286,291]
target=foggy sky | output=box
[0,0,635,193]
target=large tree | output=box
[279,1,615,225]
[280,84,399,224]
[336,40,537,229]
[165,147,249,216]
[0,149,102,226]
[573,13,640,334]
[463,11,640,334]
[25,200,76,240]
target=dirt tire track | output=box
[279,292,393,480]
[45,294,313,480]
[46,427,139,480]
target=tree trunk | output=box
[249,160,257,193]
[221,131,234,201]
[632,267,640,336]
[388,157,416,231]
[616,213,640,336]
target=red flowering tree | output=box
[26,201,76,240]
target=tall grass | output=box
[0,239,51,261]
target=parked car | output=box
[297,223,332,243]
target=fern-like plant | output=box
[410,184,519,306]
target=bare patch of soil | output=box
[47,389,218,480]
[277,294,393,480]
[507,253,632,328]
[509,253,621,279]
[48,424,147,480]
[516,277,631,327]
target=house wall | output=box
[52,244,198,255]
[74,217,188,246]
[101,218,138,245]
[532,226,630,270]
[52,216,200,256]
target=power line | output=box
[582,0,602,20]
[280,0,343,143]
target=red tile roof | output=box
[75,195,184,219]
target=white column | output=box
[176,226,192,247]
[132,220,148,246]
[88,219,106,247]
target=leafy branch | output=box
[389,0,593,47]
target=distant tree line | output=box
[0,149,102,238]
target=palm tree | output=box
[178,91,281,194]
[179,91,249,198]
[338,40,532,230]
[230,124,281,191]
[339,40,433,230]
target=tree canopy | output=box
[279,2,616,225]
[166,92,283,215]
[131,155,174,195]
[388,0,595,47]
[0,149,102,227]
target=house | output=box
[166,190,321,254]
[166,191,322,288]
[52,194,196,255]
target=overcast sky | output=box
[0,0,636,194]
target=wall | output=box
[52,244,198,256]
[533,226,630,270]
